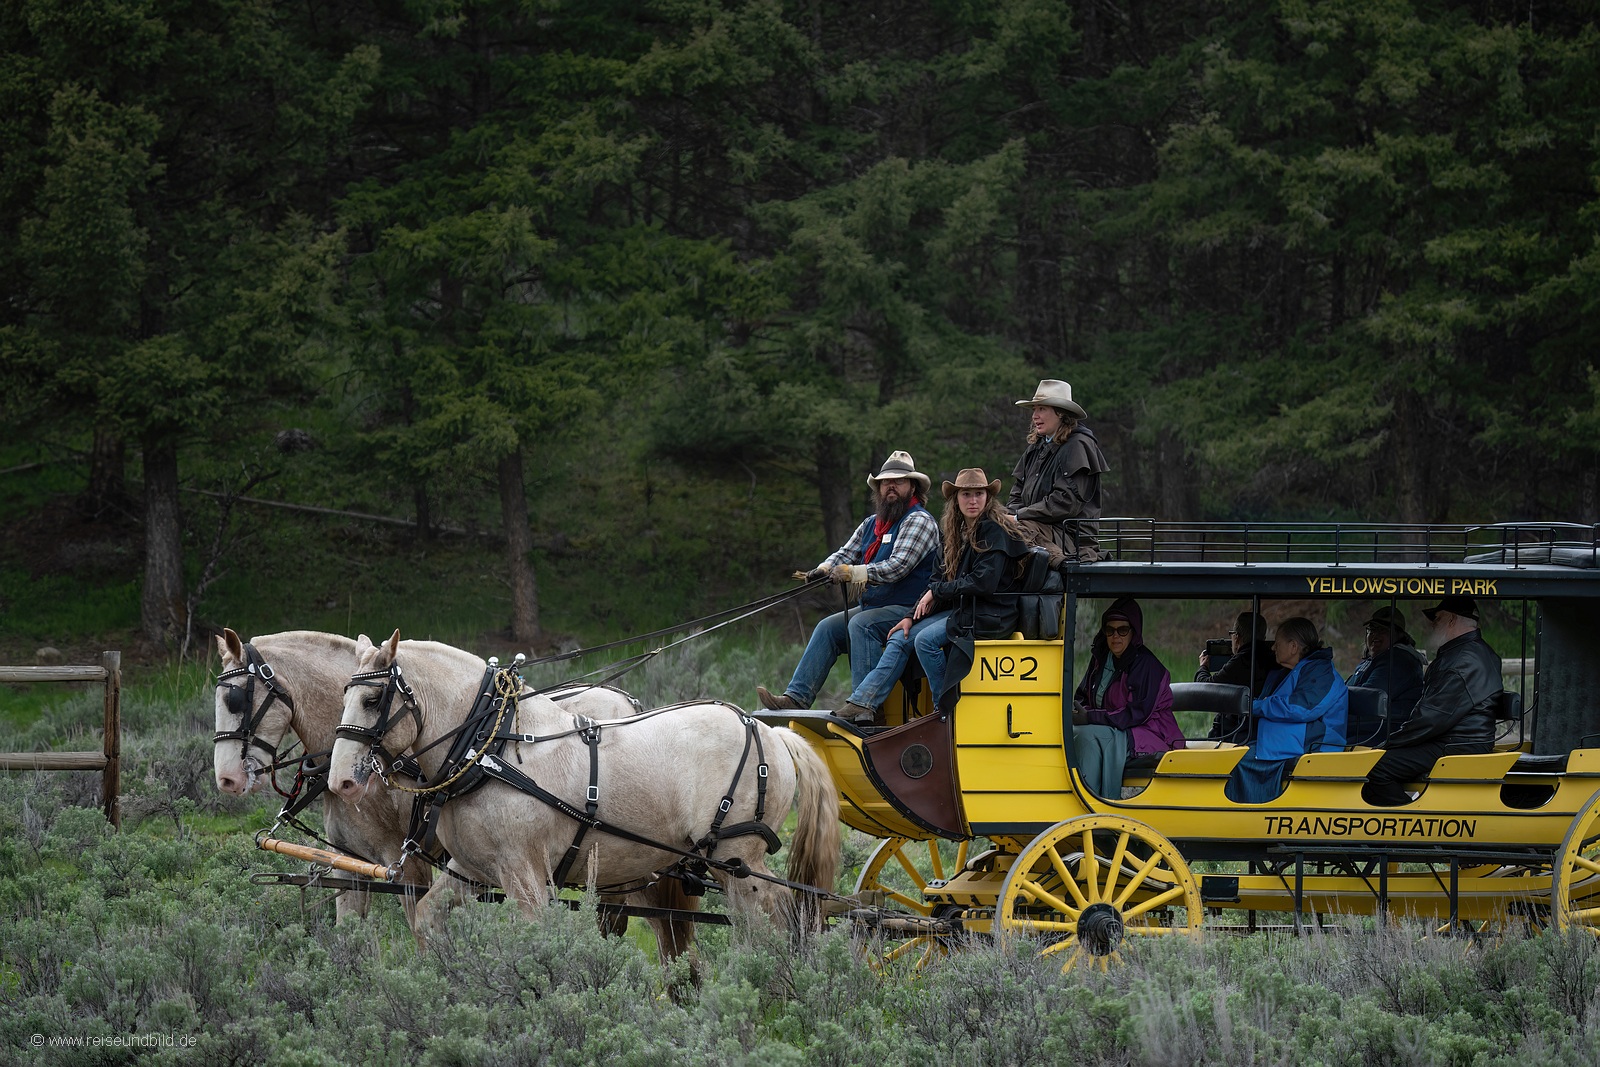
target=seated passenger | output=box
[1007,379,1110,564]
[1194,610,1275,743]
[1223,617,1349,803]
[856,467,1031,719]
[1071,598,1185,797]
[1345,606,1426,741]
[756,451,937,713]
[1361,596,1500,807]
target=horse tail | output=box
[775,727,841,931]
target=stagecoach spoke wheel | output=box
[997,815,1201,971]
[854,837,970,970]
[1554,788,1600,937]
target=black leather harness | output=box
[368,667,782,893]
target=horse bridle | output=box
[214,643,296,772]
[338,662,424,776]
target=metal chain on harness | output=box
[379,665,521,797]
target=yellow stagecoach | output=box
[757,521,1600,967]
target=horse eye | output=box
[363,693,379,709]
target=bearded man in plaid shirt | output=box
[757,451,940,713]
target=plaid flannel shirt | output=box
[820,508,941,586]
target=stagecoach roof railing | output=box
[1094,520,1600,568]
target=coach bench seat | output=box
[1284,750,1384,782]
[1114,746,1245,794]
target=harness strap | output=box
[548,718,603,889]
[695,711,773,855]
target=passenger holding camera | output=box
[1194,611,1276,743]
[1223,617,1349,804]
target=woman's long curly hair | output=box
[940,487,1024,580]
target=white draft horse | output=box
[209,628,660,940]
[326,631,842,946]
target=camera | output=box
[1202,638,1233,672]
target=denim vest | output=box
[858,505,937,610]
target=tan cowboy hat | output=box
[1015,378,1087,419]
[865,450,931,494]
[941,467,1002,499]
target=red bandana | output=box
[863,495,918,563]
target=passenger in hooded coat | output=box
[1072,598,1185,798]
[1224,616,1349,804]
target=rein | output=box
[533,578,827,693]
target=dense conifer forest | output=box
[5,0,1600,644]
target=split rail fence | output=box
[0,651,122,826]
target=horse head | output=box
[329,630,418,800]
[213,627,297,795]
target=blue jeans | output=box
[785,604,913,707]
[913,612,953,711]
[848,611,951,709]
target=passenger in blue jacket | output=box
[1224,617,1349,804]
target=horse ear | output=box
[221,627,244,663]
[355,633,373,653]
[383,629,401,662]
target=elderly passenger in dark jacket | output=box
[1197,611,1276,743]
[1362,596,1501,807]
[1346,606,1426,743]
[1008,379,1110,564]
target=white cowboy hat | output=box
[865,450,931,494]
[1015,378,1087,419]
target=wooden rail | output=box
[0,651,121,826]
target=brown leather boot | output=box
[756,686,803,711]
[841,701,880,726]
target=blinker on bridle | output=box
[338,663,423,774]
[214,644,295,768]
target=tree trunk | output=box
[140,435,185,647]
[413,483,432,542]
[1392,388,1432,525]
[498,448,540,643]
[815,434,856,549]
[84,428,127,520]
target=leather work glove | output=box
[792,566,829,581]
[845,564,869,593]
[828,564,853,584]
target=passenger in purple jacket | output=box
[1071,598,1186,798]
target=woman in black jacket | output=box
[891,468,1031,712]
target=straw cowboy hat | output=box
[941,468,1002,499]
[865,450,931,494]
[1015,379,1087,419]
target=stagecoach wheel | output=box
[997,815,1201,971]
[853,836,970,970]
[1553,788,1600,937]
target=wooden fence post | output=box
[101,651,121,828]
